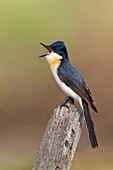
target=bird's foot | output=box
[60,96,74,109]
[77,109,84,114]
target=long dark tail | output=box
[82,99,98,148]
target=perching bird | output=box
[39,41,98,148]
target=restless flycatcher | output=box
[39,41,98,148]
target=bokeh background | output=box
[0,0,113,170]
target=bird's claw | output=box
[60,96,74,109]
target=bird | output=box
[39,41,98,148]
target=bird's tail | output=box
[82,99,98,148]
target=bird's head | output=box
[39,41,69,69]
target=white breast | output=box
[51,69,81,103]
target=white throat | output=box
[45,52,62,70]
[45,51,62,63]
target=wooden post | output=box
[32,99,84,170]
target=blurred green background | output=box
[0,0,113,170]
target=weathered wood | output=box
[32,100,84,170]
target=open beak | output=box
[39,42,52,58]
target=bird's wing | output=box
[58,62,98,112]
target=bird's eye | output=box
[54,46,58,50]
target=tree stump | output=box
[32,99,84,170]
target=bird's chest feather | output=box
[45,52,62,70]
[50,58,61,70]
[51,69,80,101]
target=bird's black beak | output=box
[39,42,52,58]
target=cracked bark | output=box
[32,100,84,170]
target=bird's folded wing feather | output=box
[57,62,98,112]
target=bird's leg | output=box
[60,96,74,108]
